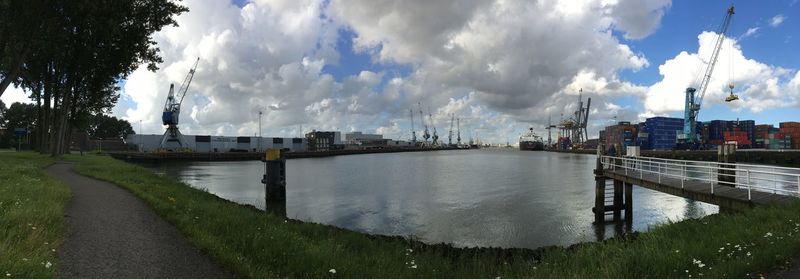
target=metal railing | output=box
[600,155,800,200]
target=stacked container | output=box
[779,122,800,149]
[723,128,751,148]
[602,121,637,152]
[641,117,683,150]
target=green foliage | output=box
[67,154,800,278]
[0,152,70,278]
[0,102,36,148]
[85,114,135,140]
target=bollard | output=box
[262,149,287,217]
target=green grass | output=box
[65,153,800,278]
[0,152,70,278]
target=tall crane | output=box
[545,114,556,147]
[448,113,455,146]
[419,102,430,143]
[428,106,438,146]
[679,5,735,147]
[160,58,200,150]
[457,118,461,145]
[409,108,417,144]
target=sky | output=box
[3,0,800,143]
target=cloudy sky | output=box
[3,0,800,143]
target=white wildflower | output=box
[747,252,751,256]
[764,232,773,237]
[328,269,336,274]
[410,265,417,269]
[44,262,52,269]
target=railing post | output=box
[681,163,685,189]
[797,175,800,196]
[747,170,751,200]
[709,165,714,194]
[658,162,661,183]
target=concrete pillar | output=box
[262,149,287,216]
[624,182,633,225]
[717,144,737,187]
[613,179,623,220]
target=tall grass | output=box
[67,154,800,278]
[0,153,69,278]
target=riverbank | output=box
[107,147,461,162]
[57,153,800,278]
[0,153,70,278]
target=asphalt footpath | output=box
[46,162,231,278]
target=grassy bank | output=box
[66,153,800,278]
[0,153,70,278]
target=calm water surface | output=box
[143,149,718,249]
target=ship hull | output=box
[519,141,544,151]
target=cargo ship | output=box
[519,128,544,151]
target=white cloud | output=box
[644,32,797,116]
[740,27,760,39]
[770,15,786,27]
[114,0,673,143]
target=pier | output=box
[593,145,800,222]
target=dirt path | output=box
[47,162,231,278]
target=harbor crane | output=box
[409,108,417,143]
[160,58,199,150]
[679,5,735,148]
[457,118,461,145]
[419,102,430,143]
[545,114,556,147]
[448,113,455,146]
[428,106,438,145]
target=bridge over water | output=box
[593,149,800,223]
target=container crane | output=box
[679,5,735,148]
[160,58,199,150]
[448,113,455,146]
[419,102,430,143]
[409,108,417,144]
[457,117,461,145]
[428,106,438,146]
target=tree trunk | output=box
[52,84,72,157]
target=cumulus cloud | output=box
[117,0,672,143]
[643,32,797,116]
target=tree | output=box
[86,114,135,140]
[0,102,36,148]
[3,0,188,156]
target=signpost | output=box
[13,128,26,151]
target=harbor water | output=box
[142,149,718,249]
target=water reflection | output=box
[142,149,718,249]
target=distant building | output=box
[345,132,383,142]
[305,130,342,151]
[126,134,307,152]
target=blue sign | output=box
[13,128,26,136]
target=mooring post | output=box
[594,144,606,223]
[717,144,736,187]
[613,179,623,220]
[624,182,633,224]
[262,148,287,217]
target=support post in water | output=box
[717,143,736,187]
[262,148,287,217]
[624,182,633,230]
[613,179,623,220]
[593,144,606,223]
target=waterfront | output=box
[143,149,718,249]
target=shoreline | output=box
[107,147,465,162]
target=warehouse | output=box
[126,134,307,153]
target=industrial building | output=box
[305,130,343,151]
[126,134,307,153]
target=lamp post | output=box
[259,111,263,152]
[138,120,143,152]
